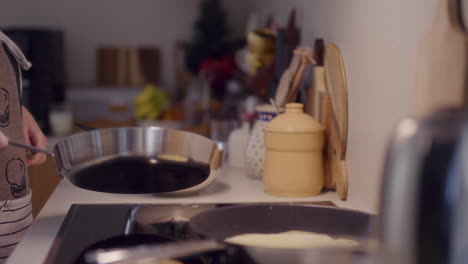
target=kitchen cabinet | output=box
[28,156,60,217]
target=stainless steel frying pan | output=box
[86,204,376,264]
[52,127,223,195]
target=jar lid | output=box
[265,103,324,133]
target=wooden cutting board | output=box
[318,89,348,200]
[413,0,468,116]
[324,43,348,159]
[311,42,348,200]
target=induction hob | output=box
[43,202,336,264]
[42,204,249,264]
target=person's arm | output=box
[0,131,8,150]
[22,106,47,167]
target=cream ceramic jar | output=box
[263,103,325,197]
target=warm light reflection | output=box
[396,118,418,141]
[87,249,123,263]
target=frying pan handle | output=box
[85,239,224,264]
[74,122,97,131]
[209,142,225,170]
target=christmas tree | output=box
[185,0,231,74]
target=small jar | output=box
[245,104,281,180]
[263,103,325,197]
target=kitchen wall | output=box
[0,0,252,90]
[1,0,442,213]
[242,0,439,213]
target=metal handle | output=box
[85,239,224,264]
[8,140,55,157]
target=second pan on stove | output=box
[86,204,376,264]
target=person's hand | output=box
[0,131,9,150]
[22,106,47,167]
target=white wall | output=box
[1,0,443,213]
[247,0,438,213]
[0,0,203,89]
[0,0,255,90]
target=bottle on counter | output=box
[184,75,211,127]
[220,80,245,122]
[227,122,250,169]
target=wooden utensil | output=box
[307,39,326,116]
[413,0,468,116]
[327,110,348,200]
[275,51,301,107]
[318,90,348,200]
[274,68,294,107]
[286,8,300,50]
[285,54,308,103]
[318,90,333,188]
[309,65,326,119]
[284,47,315,105]
[310,42,348,200]
[324,43,348,159]
[313,39,325,67]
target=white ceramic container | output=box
[264,103,325,197]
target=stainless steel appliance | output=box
[2,28,66,135]
[380,108,468,264]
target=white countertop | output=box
[6,167,356,264]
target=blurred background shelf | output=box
[28,157,60,218]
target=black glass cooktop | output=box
[42,204,254,264]
[43,201,338,264]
